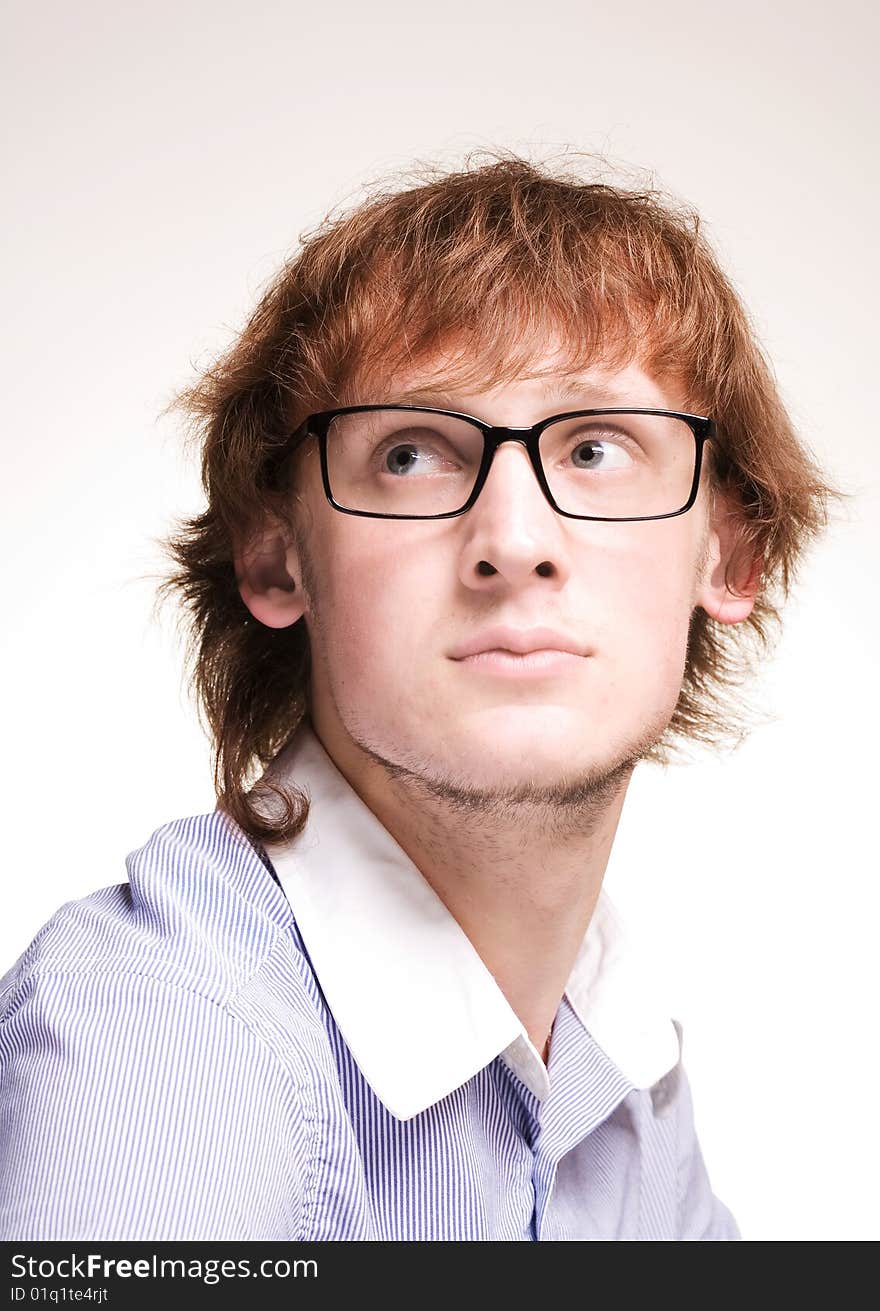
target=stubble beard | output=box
[336,699,675,844]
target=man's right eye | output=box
[371,433,462,473]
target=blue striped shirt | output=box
[0,720,739,1240]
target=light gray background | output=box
[3,0,877,1240]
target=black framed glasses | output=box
[272,404,714,523]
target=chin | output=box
[454,708,602,756]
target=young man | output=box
[0,154,837,1241]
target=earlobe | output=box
[698,562,762,625]
[234,523,306,630]
[694,503,763,626]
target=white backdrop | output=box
[2,0,877,1241]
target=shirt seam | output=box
[1,955,272,1023]
[2,898,310,1020]
[9,908,294,1015]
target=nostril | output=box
[476,560,554,577]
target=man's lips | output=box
[451,624,587,681]
[448,624,588,661]
[451,648,587,678]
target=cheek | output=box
[592,544,696,703]
[312,534,431,680]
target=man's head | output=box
[157,151,841,841]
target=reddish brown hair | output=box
[153,150,846,845]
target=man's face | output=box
[270,345,730,799]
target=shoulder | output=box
[4,811,290,1005]
[0,812,341,1238]
[0,809,328,1068]
[631,1023,741,1240]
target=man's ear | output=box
[234,517,306,630]
[693,493,763,626]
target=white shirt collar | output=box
[259,718,680,1122]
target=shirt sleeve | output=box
[0,968,313,1240]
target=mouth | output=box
[451,648,586,678]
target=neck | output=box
[311,712,634,1058]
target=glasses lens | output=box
[539,412,697,518]
[326,410,483,515]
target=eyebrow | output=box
[379,378,633,409]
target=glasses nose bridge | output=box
[470,423,556,520]
[480,423,544,483]
[485,424,536,448]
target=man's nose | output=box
[459,436,567,583]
